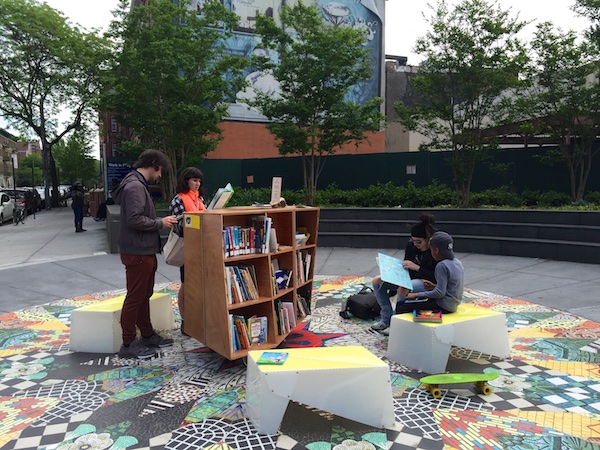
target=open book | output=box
[207,183,234,210]
[377,253,413,290]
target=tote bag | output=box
[163,229,184,266]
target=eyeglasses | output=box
[410,238,423,244]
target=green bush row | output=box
[226,182,600,209]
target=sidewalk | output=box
[3,206,600,450]
[1,206,600,320]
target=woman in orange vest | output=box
[169,167,205,335]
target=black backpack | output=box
[340,285,381,320]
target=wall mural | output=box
[189,0,383,120]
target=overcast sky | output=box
[10,0,592,157]
[385,0,590,64]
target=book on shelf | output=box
[230,314,241,351]
[413,310,442,323]
[296,252,304,283]
[256,351,288,365]
[296,296,307,318]
[298,294,311,315]
[263,217,272,253]
[377,252,413,290]
[304,252,311,281]
[207,183,234,210]
[233,315,251,349]
[282,301,296,329]
[269,227,278,252]
[247,315,267,345]
[249,215,266,254]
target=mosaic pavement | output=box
[2,276,600,449]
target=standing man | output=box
[112,149,178,359]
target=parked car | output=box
[1,188,41,215]
[0,191,15,225]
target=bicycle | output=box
[13,203,27,225]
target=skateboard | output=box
[420,371,499,399]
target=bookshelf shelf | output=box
[184,206,320,360]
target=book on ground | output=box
[207,183,234,210]
[256,351,288,365]
[377,252,413,290]
[413,310,442,323]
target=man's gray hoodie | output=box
[112,170,163,255]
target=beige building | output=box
[0,129,18,189]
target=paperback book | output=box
[377,253,413,290]
[413,310,443,323]
[256,351,289,365]
[207,183,234,210]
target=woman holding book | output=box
[169,167,205,335]
[370,213,438,335]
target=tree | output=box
[0,0,109,207]
[15,152,42,187]
[102,0,247,199]
[394,0,528,207]
[53,130,98,187]
[515,22,600,202]
[250,2,384,206]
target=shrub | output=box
[210,182,597,209]
[585,191,600,205]
[537,191,571,207]
[470,186,524,208]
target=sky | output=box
[385,0,590,64]
[5,0,592,157]
[45,0,591,63]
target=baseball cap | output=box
[430,231,455,259]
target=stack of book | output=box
[230,314,268,351]
[413,310,443,323]
[226,265,259,303]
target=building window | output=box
[406,165,417,175]
[111,117,118,133]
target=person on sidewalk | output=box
[70,181,86,232]
[112,149,178,359]
[371,213,438,334]
[169,167,205,336]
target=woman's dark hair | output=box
[410,213,436,239]
[176,167,205,196]
[134,149,171,173]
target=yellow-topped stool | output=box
[70,293,174,353]
[387,303,510,374]
[246,346,395,435]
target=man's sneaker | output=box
[119,340,156,359]
[370,320,389,331]
[141,332,174,348]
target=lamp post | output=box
[11,149,17,193]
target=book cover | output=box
[413,310,443,323]
[207,183,234,210]
[247,316,265,344]
[377,252,413,290]
[282,301,297,328]
[256,351,288,365]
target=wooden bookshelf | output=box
[184,206,320,360]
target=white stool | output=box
[70,293,174,353]
[387,303,510,374]
[246,346,395,435]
